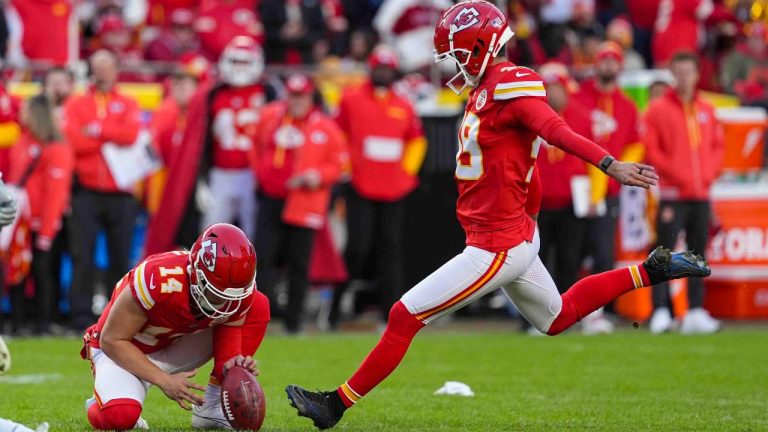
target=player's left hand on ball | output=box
[606,161,658,189]
[224,355,259,376]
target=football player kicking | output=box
[285,2,711,429]
[81,223,270,430]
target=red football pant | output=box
[336,266,651,406]
[87,398,142,431]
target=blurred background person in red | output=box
[572,41,644,334]
[7,94,73,335]
[145,36,275,255]
[194,0,263,61]
[652,0,713,67]
[62,49,141,332]
[44,67,74,114]
[252,74,347,334]
[605,16,646,71]
[5,0,76,68]
[531,62,590,335]
[644,52,724,335]
[721,22,768,94]
[260,0,328,64]
[150,55,209,167]
[328,46,427,329]
[144,7,200,63]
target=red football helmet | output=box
[189,223,256,319]
[433,1,515,94]
[218,36,264,87]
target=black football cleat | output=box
[286,385,344,430]
[643,246,711,285]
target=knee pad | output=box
[385,301,425,340]
[88,398,142,431]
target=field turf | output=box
[2,327,767,431]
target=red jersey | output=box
[653,0,713,66]
[86,251,255,354]
[457,62,609,252]
[195,0,263,60]
[211,85,265,169]
[12,0,73,65]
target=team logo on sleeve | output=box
[199,240,218,272]
[475,89,488,110]
[451,7,480,33]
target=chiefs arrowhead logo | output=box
[199,239,218,272]
[451,7,480,33]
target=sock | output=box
[87,398,142,431]
[547,265,650,336]
[0,418,36,432]
[336,301,425,408]
[203,383,221,407]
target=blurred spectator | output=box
[7,94,73,335]
[505,0,547,67]
[345,29,376,67]
[571,24,605,78]
[573,41,644,334]
[328,47,427,328]
[252,74,347,334]
[144,8,200,62]
[194,0,263,60]
[649,78,672,101]
[0,75,22,174]
[151,55,208,166]
[146,0,198,27]
[62,50,141,331]
[6,0,76,67]
[535,63,589,296]
[145,36,276,255]
[373,0,450,73]
[44,67,75,112]
[733,67,768,107]
[721,22,768,94]
[606,17,646,71]
[626,0,659,66]
[643,52,724,335]
[260,0,328,64]
[652,0,714,67]
[91,13,152,82]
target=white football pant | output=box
[201,168,256,239]
[89,329,213,405]
[401,229,563,332]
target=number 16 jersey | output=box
[455,62,548,252]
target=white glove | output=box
[0,178,17,228]
[195,180,213,213]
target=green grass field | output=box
[2,327,767,431]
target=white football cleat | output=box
[680,308,720,335]
[0,336,10,375]
[35,422,49,432]
[192,385,232,430]
[581,309,614,335]
[649,307,674,334]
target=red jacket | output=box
[643,89,724,201]
[8,134,73,241]
[572,80,641,199]
[536,103,590,211]
[11,0,73,65]
[652,0,712,66]
[253,102,347,229]
[336,81,426,202]
[62,87,141,192]
[150,97,186,165]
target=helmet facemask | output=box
[219,48,264,87]
[189,259,254,320]
[434,26,514,94]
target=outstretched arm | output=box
[503,98,659,189]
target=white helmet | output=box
[218,36,264,87]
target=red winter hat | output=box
[595,41,624,64]
[368,45,399,70]
[170,8,195,27]
[97,13,127,34]
[285,73,315,94]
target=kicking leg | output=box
[87,348,147,431]
[286,243,538,429]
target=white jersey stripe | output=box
[133,262,154,309]
[493,90,547,100]
[495,80,545,90]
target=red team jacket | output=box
[62,87,142,192]
[210,84,265,170]
[572,80,641,198]
[335,81,425,202]
[536,103,590,211]
[8,135,74,241]
[458,62,609,252]
[11,0,73,65]
[150,96,186,165]
[253,102,347,229]
[643,89,724,201]
[83,251,270,378]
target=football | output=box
[220,366,266,430]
